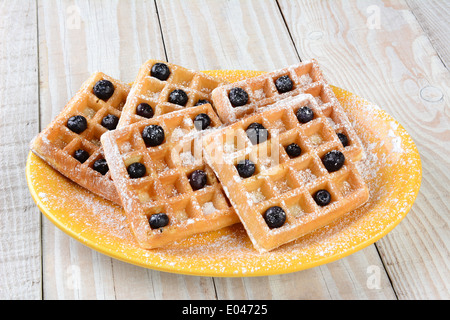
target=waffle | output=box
[117,59,228,127]
[211,59,336,124]
[203,94,369,252]
[30,72,130,205]
[101,104,240,249]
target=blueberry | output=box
[194,113,211,131]
[151,63,171,81]
[314,190,332,206]
[101,114,119,130]
[229,87,249,107]
[67,115,88,134]
[337,133,349,147]
[169,89,189,106]
[296,106,314,124]
[285,143,302,158]
[73,149,89,164]
[93,159,109,175]
[189,170,208,191]
[195,99,212,106]
[275,75,294,93]
[127,162,146,179]
[142,125,165,147]
[136,103,154,119]
[322,150,345,172]
[263,206,286,229]
[236,159,256,178]
[246,122,269,145]
[149,213,170,229]
[93,80,115,101]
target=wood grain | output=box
[407,0,450,69]
[0,0,41,299]
[214,249,396,299]
[278,0,449,299]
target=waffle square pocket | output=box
[101,104,240,249]
[117,59,228,128]
[203,94,369,252]
[30,73,130,204]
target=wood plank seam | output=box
[275,0,302,62]
[406,0,449,70]
[35,0,45,300]
[373,242,399,299]
[154,0,169,62]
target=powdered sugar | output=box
[202,202,217,215]
[388,121,404,153]
[38,192,49,202]
[253,88,266,100]
[296,168,316,185]
[171,127,187,141]
[288,203,305,218]
[248,188,266,204]
[298,74,313,87]
[179,151,196,166]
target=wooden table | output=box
[0,0,448,300]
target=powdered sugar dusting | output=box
[298,74,313,87]
[202,202,217,215]
[28,162,133,244]
[179,151,196,166]
[296,168,316,185]
[248,188,266,204]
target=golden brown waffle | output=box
[203,94,369,252]
[117,59,228,127]
[101,104,240,249]
[30,73,130,205]
[211,59,335,124]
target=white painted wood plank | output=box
[0,0,41,300]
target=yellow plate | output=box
[26,70,422,277]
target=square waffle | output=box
[101,104,240,249]
[117,59,228,127]
[203,94,369,252]
[211,59,332,124]
[30,72,130,205]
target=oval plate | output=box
[26,70,422,277]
